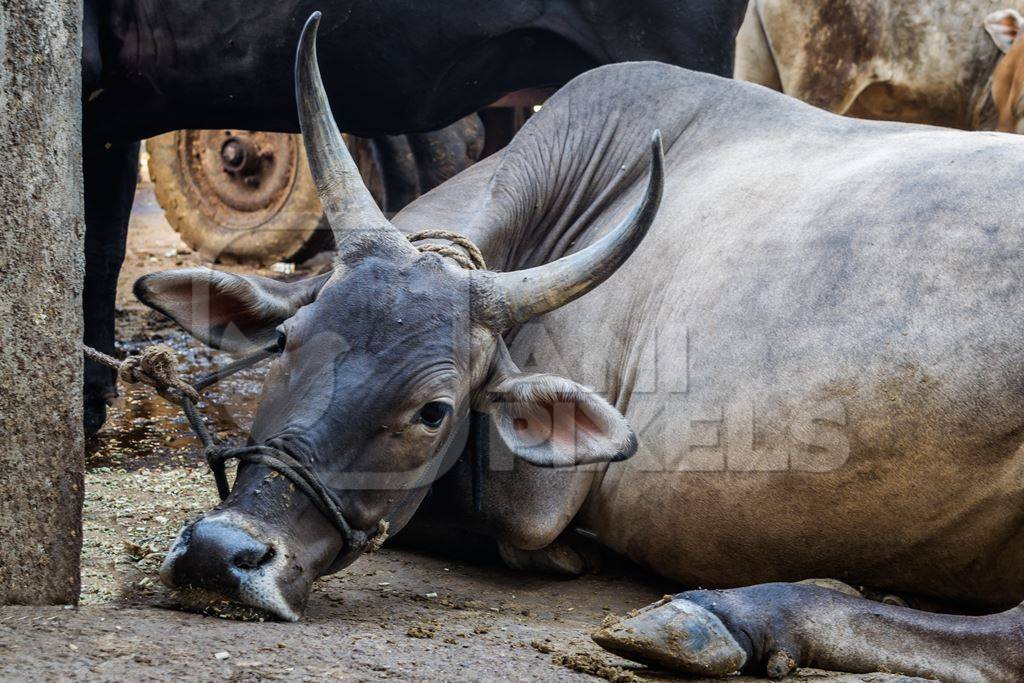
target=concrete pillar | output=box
[0,0,85,603]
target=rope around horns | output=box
[406,230,486,270]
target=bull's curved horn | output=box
[295,12,399,244]
[473,130,664,330]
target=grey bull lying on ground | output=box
[134,14,1024,681]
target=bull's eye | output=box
[275,330,287,352]
[417,401,451,429]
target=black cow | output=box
[80,0,749,433]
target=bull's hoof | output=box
[83,388,111,437]
[594,585,952,680]
[497,538,601,576]
[591,596,747,677]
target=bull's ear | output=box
[986,9,1024,53]
[134,268,329,352]
[477,342,637,467]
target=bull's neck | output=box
[435,109,655,273]
[393,63,701,274]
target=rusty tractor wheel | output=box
[148,130,382,265]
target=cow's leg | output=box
[405,114,484,192]
[592,582,1024,681]
[733,0,782,91]
[370,135,420,213]
[82,132,140,435]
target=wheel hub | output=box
[219,137,262,174]
[177,130,300,229]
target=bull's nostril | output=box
[232,544,276,571]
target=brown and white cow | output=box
[736,0,1024,132]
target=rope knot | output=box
[118,344,200,403]
[366,519,390,553]
[407,230,486,270]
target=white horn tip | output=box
[298,13,322,66]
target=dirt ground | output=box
[0,183,929,682]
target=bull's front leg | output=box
[593,582,1024,680]
[82,130,139,435]
[411,425,602,576]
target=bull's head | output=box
[141,13,662,621]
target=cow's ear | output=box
[986,9,1024,53]
[477,341,637,467]
[134,268,329,352]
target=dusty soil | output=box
[0,184,926,682]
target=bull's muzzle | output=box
[160,513,306,621]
